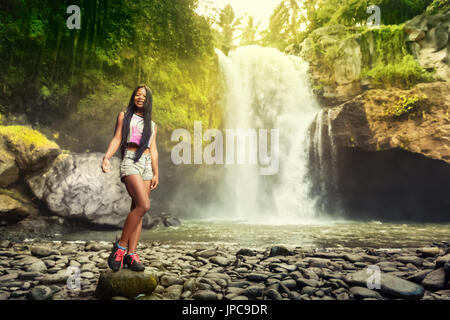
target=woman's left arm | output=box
[150,125,159,190]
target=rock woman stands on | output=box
[101,85,159,272]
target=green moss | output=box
[425,0,450,14]
[0,125,59,151]
[383,94,428,118]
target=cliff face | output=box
[298,11,450,221]
[287,12,449,106]
[326,82,450,164]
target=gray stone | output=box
[0,273,19,281]
[345,269,424,300]
[236,249,256,256]
[163,284,183,300]
[304,258,330,268]
[37,271,69,285]
[422,268,446,291]
[349,286,384,300]
[406,269,433,283]
[281,279,297,289]
[231,295,248,300]
[314,252,344,259]
[210,256,230,266]
[27,285,53,300]
[296,278,319,288]
[301,286,317,295]
[287,291,303,300]
[436,254,450,268]
[264,288,283,300]
[18,272,42,280]
[192,290,218,300]
[183,278,196,293]
[160,275,184,287]
[228,280,251,288]
[395,255,423,267]
[30,246,60,258]
[204,272,231,281]
[196,249,217,258]
[241,285,264,298]
[0,291,10,300]
[246,273,269,282]
[269,246,292,257]
[416,247,442,258]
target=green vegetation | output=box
[0,0,222,152]
[383,94,428,118]
[0,125,59,150]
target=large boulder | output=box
[320,81,450,164]
[25,152,163,229]
[0,125,61,173]
[0,138,19,187]
[95,269,158,299]
[345,269,425,300]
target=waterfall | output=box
[209,45,324,224]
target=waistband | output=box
[124,150,151,157]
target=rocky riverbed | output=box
[0,239,449,301]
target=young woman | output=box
[101,85,159,272]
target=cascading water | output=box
[210,45,327,224]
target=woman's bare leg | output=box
[118,175,150,248]
[127,180,151,254]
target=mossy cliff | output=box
[287,23,436,105]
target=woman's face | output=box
[134,87,146,109]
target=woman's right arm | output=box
[101,112,125,173]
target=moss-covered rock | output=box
[0,138,19,187]
[292,23,435,105]
[95,269,158,300]
[0,194,35,224]
[0,125,61,172]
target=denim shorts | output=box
[120,150,153,182]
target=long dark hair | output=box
[120,85,153,162]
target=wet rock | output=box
[406,269,433,283]
[345,269,424,300]
[37,270,70,285]
[236,248,256,256]
[210,256,230,266]
[160,275,184,287]
[287,291,303,300]
[417,247,443,258]
[241,285,264,298]
[31,246,60,258]
[163,284,183,300]
[422,268,446,291]
[18,272,42,280]
[436,254,450,268]
[246,273,269,282]
[228,280,251,288]
[349,286,384,300]
[27,285,53,300]
[394,256,423,267]
[296,278,319,288]
[264,288,283,300]
[204,272,231,282]
[0,273,19,281]
[192,290,218,300]
[196,249,217,258]
[95,269,158,299]
[269,246,292,257]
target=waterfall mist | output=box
[177,45,332,224]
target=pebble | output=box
[0,240,448,301]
